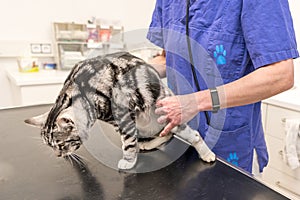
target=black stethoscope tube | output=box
[185,0,211,125]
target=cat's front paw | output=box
[193,141,216,163]
[118,157,137,170]
[200,150,216,163]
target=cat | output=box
[25,51,215,170]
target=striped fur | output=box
[25,52,215,170]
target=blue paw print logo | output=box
[214,45,226,65]
[227,152,239,166]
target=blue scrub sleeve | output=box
[147,0,164,49]
[241,0,299,68]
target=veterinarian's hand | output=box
[155,93,200,136]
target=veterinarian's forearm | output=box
[148,51,167,78]
[196,59,294,111]
[151,63,166,78]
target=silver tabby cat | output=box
[25,52,215,170]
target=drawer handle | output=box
[276,181,300,197]
[278,150,284,160]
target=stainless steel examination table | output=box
[0,104,290,200]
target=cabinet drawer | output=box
[261,167,300,200]
[265,134,300,180]
[266,105,300,140]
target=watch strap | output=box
[209,88,220,113]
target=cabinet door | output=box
[20,84,62,106]
[265,134,300,180]
[261,166,300,199]
[265,105,300,140]
[262,104,300,199]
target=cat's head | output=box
[25,108,82,157]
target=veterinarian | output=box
[147,0,299,173]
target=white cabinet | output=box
[259,92,300,200]
[266,105,300,140]
[6,69,69,107]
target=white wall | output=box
[0,0,156,108]
[0,0,155,41]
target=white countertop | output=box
[6,68,70,86]
[264,86,300,111]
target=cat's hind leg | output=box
[175,125,216,163]
[139,134,172,150]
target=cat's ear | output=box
[24,112,49,128]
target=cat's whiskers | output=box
[70,153,86,167]
[74,153,88,162]
[64,155,74,166]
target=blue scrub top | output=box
[147,0,299,173]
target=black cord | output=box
[185,0,210,125]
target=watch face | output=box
[210,88,220,113]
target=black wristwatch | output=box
[209,88,220,113]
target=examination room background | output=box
[0,0,299,108]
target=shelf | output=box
[55,41,87,45]
[56,41,125,48]
[53,22,126,70]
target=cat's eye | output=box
[66,140,78,146]
[63,118,70,123]
[70,141,77,146]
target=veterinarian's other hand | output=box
[155,93,200,136]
